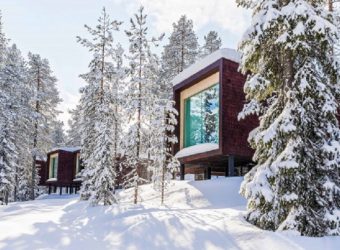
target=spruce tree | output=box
[77,8,122,205]
[67,105,82,147]
[4,45,33,202]
[0,11,7,68]
[161,15,199,81]
[123,6,163,204]
[27,53,61,200]
[201,31,222,57]
[150,100,179,205]
[51,121,66,148]
[237,0,340,236]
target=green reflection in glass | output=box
[184,83,219,147]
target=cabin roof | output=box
[48,146,81,154]
[172,48,241,87]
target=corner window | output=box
[184,83,219,147]
[49,154,58,179]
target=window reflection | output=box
[184,83,219,147]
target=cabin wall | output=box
[221,59,258,157]
[57,151,76,185]
[46,150,78,186]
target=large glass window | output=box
[49,154,58,179]
[184,83,219,147]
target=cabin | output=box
[43,147,82,194]
[173,48,258,180]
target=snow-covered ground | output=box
[0,177,339,250]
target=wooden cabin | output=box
[173,48,258,180]
[43,147,82,194]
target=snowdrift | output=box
[0,177,339,250]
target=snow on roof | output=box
[175,143,219,158]
[49,146,81,153]
[172,48,241,87]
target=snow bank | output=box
[175,143,219,158]
[172,48,241,86]
[1,178,339,250]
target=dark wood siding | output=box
[45,150,79,186]
[221,58,258,157]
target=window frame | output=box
[183,82,220,148]
[49,153,58,179]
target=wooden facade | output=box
[39,149,151,194]
[41,148,81,194]
[173,51,258,179]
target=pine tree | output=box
[0,11,8,68]
[0,50,16,204]
[51,120,66,148]
[161,15,199,81]
[237,0,340,236]
[111,43,125,159]
[27,53,61,200]
[4,45,33,202]
[67,105,82,147]
[201,31,222,57]
[0,42,34,203]
[150,100,179,205]
[123,6,164,204]
[77,8,122,205]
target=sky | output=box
[1,0,250,129]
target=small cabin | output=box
[173,48,258,180]
[44,147,82,194]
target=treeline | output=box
[0,11,64,203]
[0,6,224,205]
[66,7,223,206]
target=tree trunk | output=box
[328,0,333,12]
[31,67,41,200]
[100,13,106,103]
[134,183,138,204]
[161,108,167,205]
[136,11,143,159]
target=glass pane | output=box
[54,157,58,178]
[184,83,219,147]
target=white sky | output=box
[1,0,250,129]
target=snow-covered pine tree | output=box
[111,43,125,159]
[150,100,179,205]
[89,92,118,206]
[0,50,15,204]
[27,53,61,200]
[77,8,122,205]
[201,31,222,57]
[0,123,16,205]
[237,0,340,236]
[123,6,164,204]
[161,15,199,81]
[51,120,66,148]
[0,11,7,68]
[66,105,82,147]
[330,1,340,67]
[2,44,33,202]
